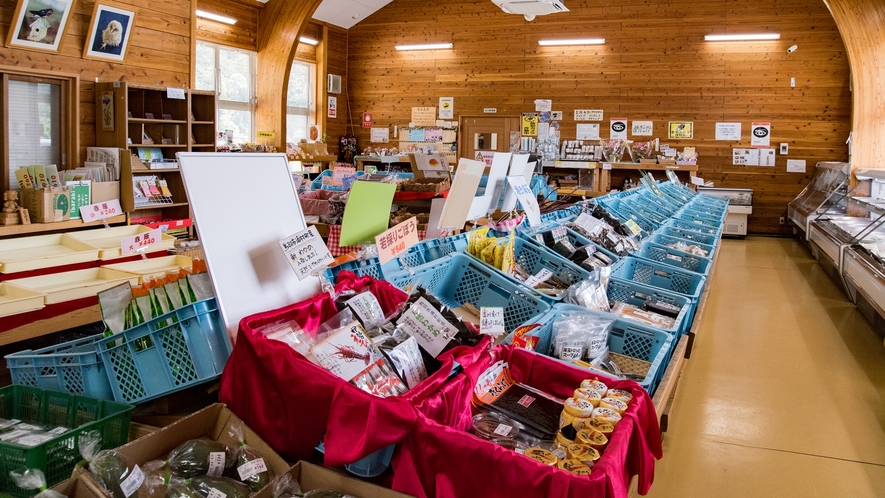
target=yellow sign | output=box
[257,131,276,138]
[521,113,538,136]
[668,122,693,139]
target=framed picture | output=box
[83,2,136,62]
[5,0,76,53]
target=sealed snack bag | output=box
[9,468,66,498]
[229,421,274,492]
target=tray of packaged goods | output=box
[0,283,46,318]
[5,268,140,305]
[66,225,176,261]
[0,234,100,274]
[101,255,193,284]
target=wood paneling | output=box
[196,0,259,51]
[323,24,348,144]
[0,0,193,165]
[346,0,852,234]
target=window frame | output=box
[195,41,257,143]
[286,60,316,131]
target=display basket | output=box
[0,385,133,496]
[519,222,621,266]
[510,304,675,395]
[384,253,551,333]
[325,257,384,283]
[681,202,727,221]
[94,297,231,404]
[611,256,706,304]
[692,193,730,207]
[538,206,581,224]
[635,190,681,215]
[659,183,695,204]
[670,215,722,236]
[598,198,658,235]
[6,336,114,400]
[627,198,669,225]
[649,233,716,258]
[660,225,721,247]
[637,241,713,275]
[310,169,366,191]
[607,278,693,335]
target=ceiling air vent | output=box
[492,0,569,21]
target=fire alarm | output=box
[362,112,373,128]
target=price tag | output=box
[331,166,356,186]
[396,297,457,358]
[624,220,643,236]
[524,268,553,288]
[206,488,226,498]
[121,229,163,255]
[237,458,268,481]
[552,448,567,459]
[375,217,420,265]
[602,162,612,170]
[166,88,186,100]
[79,199,122,223]
[480,307,505,336]
[119,465,145,498]
[690,176,705,186]
[279,226,334,280]
[493,424,513,436]
[574,213,604,234]
[207,452,226,477]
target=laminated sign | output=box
[279,226,333,280]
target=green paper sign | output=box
[67,181,91,219]
[339,181,397,246]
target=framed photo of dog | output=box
[83,2,136,62]
[5,0,76,53]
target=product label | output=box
[480,307,505,336]
[574,213,604,234]
[607,232,620,244]
[624,220,642,236]
[560,345,583,361]
[552,448,567,459]
[0,429,30,441]
[518,395,536,408]
[237,458,268,481]
[346,292,384,329]
[206,488,226,498]
[524,268,554,288]
[119,465,145,498]
[14,433,54,446]
[207,452,226,477]
[396,297,457,358]
[121,228,163,255]
[391,336,428,389]
[310,321,379,382]
[587,336,607,359]
[493,424,513,437]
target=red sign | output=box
[362,112,373,128]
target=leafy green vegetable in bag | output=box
[190,476,250,498]
[229,421,274,492]
[169,440,234,478]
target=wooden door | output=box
[459,116,521,162]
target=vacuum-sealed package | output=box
[229,421,274,492]
[473,361,564,440]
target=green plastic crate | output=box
[0,385,133,497]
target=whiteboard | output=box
[177,153,321,340]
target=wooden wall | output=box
[324,24,349,144]
[0,0,193,165]
[347,0,852,234]
[196,0,259,52]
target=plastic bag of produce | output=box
[229,421,274,492]
[78,431,144,498]
[9,468,66,498]
[168,439,235,478]
[189,476,251,498]
[271,473,302,498]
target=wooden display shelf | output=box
[127,144,188,148]
[129,118,187,124]
[0,215,127,237]
[133,202,189,211]
[191,121,214,125]
[0,302,101,347]
[556,188,606,197]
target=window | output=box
[196,42,256,144]
[286,61,316,144]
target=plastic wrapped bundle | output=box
[10,468,67,498]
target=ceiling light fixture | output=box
[538,38,605,46]
[299,37,319,46]
[196,10,236,25]
[704,33,780,41]
[395,43,454,51]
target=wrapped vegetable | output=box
[271,473,302,498]
[304,491,358,498]
[79,431,144,498]
[229,421,274,492]
[164,478,201,498]
[169,440,234,478]
[9,468,66,498]
[189,476,250,498]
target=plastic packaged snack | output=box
[229,421,274,492]
[189,476,251,498]
[552,309,615,361]
[168,439,235,478]
[10,468,66,498]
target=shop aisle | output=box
[646,237,885,497]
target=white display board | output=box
[500,155,534,212]
[467,152,512,220]
[177,153,320,340]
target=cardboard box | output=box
[51,472,107,498]
[73,403,290,497]
[254,461,414,498]
[92,181,121,204]
[21,187,72,222]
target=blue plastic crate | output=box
[598,198,657,234]
[325,258,385,282]
[636,242,712,274]
[626,198,669,225]
[520,225,620,266]
[676,208,723,225]
[682,203,727,221]
[384,253,550,333]
[506,304,674,395]
[649,233,716,259]
[94,298,231,404]
[492,234,591,303]
[692,194,729,207]
[671,215,722,235]
[660,225,720,247]
[636,191,680,216]
[404,233,469,266]
[611,256,706,303]
[539,206,581,224]
[606,278,693,335]
[6,336,113,400]
[659,184,694,205]
[310,169,366,191]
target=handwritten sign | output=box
[632,121,653,136]
[397,297,457,357]
[79,199,122,223]
[411,107,437,127]
[524,268,554,288]
[480,307,506,335]
[574,110,603,121]
[121,228,162,255]
[507,176,541,227]
[332,166,356,186]
[279,226,333,280]
[376,217,420,265]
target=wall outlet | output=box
[780,143,789,155]
[779,216,785,225]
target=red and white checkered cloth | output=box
[327,225,427,257]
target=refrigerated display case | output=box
[697,187,752,236]
[788,161,850,241]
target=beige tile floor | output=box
[646,236,885,497]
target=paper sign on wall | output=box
[733,148,760,166]
[576,124,600,140]
[715,122,742,141]
[507,175,541,227]
[668,122,693,139]
[370,127,389,143]
[409,129,426,142]
[339,182,397,246]
[632,121,653,136]
[375,217,420,265]
[327,96,337,118]
[439,97,454,119]
[610,118,628,140]
[690,176,705,186]
[751,122,771,147]
[574,110,603,121]
[534,99,552,112]
[787,159,807,173]
[121,228,162,255]
[412,107,437,127]
[521,113,538,136]
[279,226,333,280]
[80,199,122,222]
[759,148,776,166]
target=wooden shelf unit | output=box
[542,160,699,194]
[95,83,217,220]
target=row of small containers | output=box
[216,181,728,497]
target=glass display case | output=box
[697,187,752,236]
[788,161,850,240]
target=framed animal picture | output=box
[83,2,136,62]
[5,0,76,53]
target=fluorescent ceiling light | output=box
[196,10,236,25]
[704,33,780,41]
[538,38,605,46]
[299,37,319,46]
[395,43,453,51]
